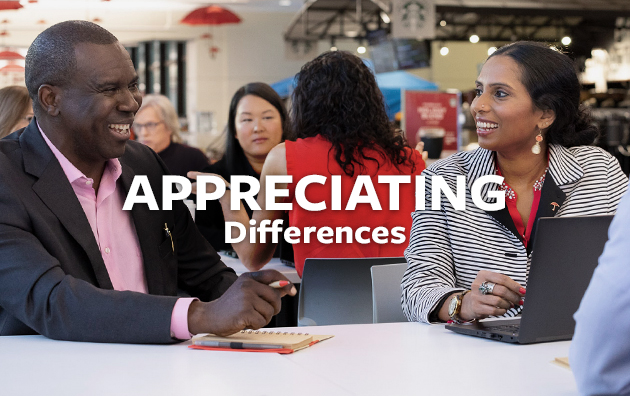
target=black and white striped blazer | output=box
[402,144,628,323]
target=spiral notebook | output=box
[189,330,334,354]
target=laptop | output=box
[445,215,614,344]
[298,257,407,326]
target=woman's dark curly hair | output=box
[489,41,598,147]
[291,51,415,176]
[225,82,291,174]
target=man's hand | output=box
[187,270,297,336]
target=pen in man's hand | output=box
[268,280,291,289]
[267,280,297,296]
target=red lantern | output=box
[209,46,220,59]
[0,1,22,10]
[0,63,23,73]
[180,6,241,26]
[0,50,22,60]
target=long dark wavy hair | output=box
[489,41,598,147]
[225,82,291,174]
[291,51,415,176]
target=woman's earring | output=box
[532,130,543,154]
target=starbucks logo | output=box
[401,1,426,30]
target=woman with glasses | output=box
[0,86,33,139]
[195,82,290,252]
[134,94,209,178]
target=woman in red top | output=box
[193,51,425,276]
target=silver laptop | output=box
[446,215,613,344]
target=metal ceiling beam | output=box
[436,5,630,18]
[284,0,389,42]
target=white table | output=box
[219,253,300,284]
[282,322,577,396]
[0,322,577,396]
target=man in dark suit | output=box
[0,20,294,343]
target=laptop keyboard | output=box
[486,324,520,335]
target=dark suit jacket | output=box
[0,120,237,343]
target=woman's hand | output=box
[187,171,230,196]
[415,141,429,162]
[459,270,526,321]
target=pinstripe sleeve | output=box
[402,169,464,324]
[606,155,628,213]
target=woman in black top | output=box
[195,82,291,252]
[135,94,209,177]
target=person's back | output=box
[286,135,423,276]
[190,51,425,275]
[570,179,630,395]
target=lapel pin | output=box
[551,202,559,211]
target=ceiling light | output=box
[488,47,497,55]
[380,12,390,24]
[440,20,447,27]
[469,35,479,44]
[561,36,571,46]
[440,46,449,56]
[357,46,366,54]
[330,46,338,52]
[279,0,291,6]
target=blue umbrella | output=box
[270,75,297,99]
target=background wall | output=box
[427,41,494,92]
[187,12,307,149]
[0,2,496,152]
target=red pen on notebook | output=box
[268,280,291,289]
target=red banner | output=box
[403,90,460,152]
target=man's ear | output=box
[37,84,61,117]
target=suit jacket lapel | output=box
[527,144,581,254]
[119,161,166,295]
[22,121,114,289]
[465,148,523,243]
[527,172,566,254]
[465,145,584,252]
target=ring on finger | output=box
[479,281,496,295]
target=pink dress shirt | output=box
[39,126,195,340]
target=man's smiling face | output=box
[56,41,142,169]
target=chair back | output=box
[371,263,408,323]
[298,257,406,326]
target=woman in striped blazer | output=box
[402,42,628,324]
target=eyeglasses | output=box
[132,121,163,132]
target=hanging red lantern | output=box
[0,63,24,74]
[0,1,22,10]
[0,50,23,60]
[180,6,241,26]
[209,46,220,59]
